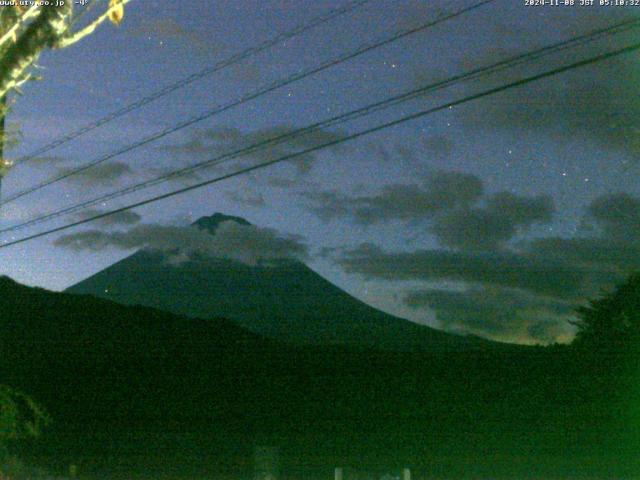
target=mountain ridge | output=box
[66,213,487,351]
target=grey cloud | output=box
[198,126,242,144]
[488,192,554,226]
[302,190,353,222]
[425,170,484,206]
[59,162,132,186]
[404,286,574,343]
[324,187,640,343]
[586,192,640,242]
[23,154,68,167]
[432,192,554,251]
[527,320,572,345]
[456,28,640,155]
[304,168,553,248]
[75,209,142,226]
[431,208,516,251]
[231,62,262,83]
[199,125,348,175]
[302,170,551,239]
[370,143,418,168]
[158,125,347,183]
[262,175,318,189]
[334,191,640,343]
[422,135,454,158]
[527,237,640,274]
[131,18,189,38]
[128,18,222,54]
[159,137,210,157]
[54,221,308,266]
[302,170,484,225]
[347,183,453,224]
[335,243,600,300]
[224,190,266,208]
[525,193,640,272]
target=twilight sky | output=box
[1,0,639,344]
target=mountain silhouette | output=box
[67,213,483,351]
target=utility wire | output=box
[0,0,495,206]
[9,0,371,166]
[1,39,638,249]
[1,16,637,235]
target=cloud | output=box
[431,192,554,251]
[199,125,348,175]
[456,26,640,155]
[58,162,132,186]
[331,188,640,344]
[156,125,348,186]
[54,220,308,266]
[422,135,454,158]
[75,209,142,226]
[300,190,353,222]
[333,242,622,343]
[159,137,210,157]
[586,192,640,242]
[265,176,315,189]
[300,167,636,339]
[404,286,575,343]
[368,143,420,169]
[526,237,640,274]
[134,19,189,38]
[525,193,640,272]
[302,169,551,247]
[20,154,69,167]
[231,62,262,83]
[335,243,592,299]
[302,170,483,224]
[128,18,221,54]
[224,190,266,208]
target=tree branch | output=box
[0,5,73,99]
[55,0,130,49]
[0,5,41,51]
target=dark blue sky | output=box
[1,0,639,344]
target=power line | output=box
[1,39,638,250]
[8,0,371,166]
[1,16,638,235]
[0,0,495,206]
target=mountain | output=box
[66,213,482,351]
[0,276,634,479]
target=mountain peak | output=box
[192,213,251,235]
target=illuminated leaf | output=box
[108,0,124,26]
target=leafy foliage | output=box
[571,273,640,354]
[0,1,129,175]
[0,385,49,458]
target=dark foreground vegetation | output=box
[0,274,638,479]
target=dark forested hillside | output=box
[0,276,637,479]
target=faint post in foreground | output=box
[254,445,280,480]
